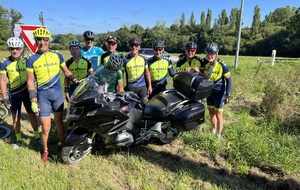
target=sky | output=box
[1,0,299,35]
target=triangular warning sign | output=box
[20,25,46,54]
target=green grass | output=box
[0,50,300,189]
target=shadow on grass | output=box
[127,145,300,190]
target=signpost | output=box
[19,25,46,53]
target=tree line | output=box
[0,5,299,57]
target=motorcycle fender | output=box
[64,127,89,146]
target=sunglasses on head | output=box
[186,48,196,52]
[36,37,50,42]
[154,48,163,52]
[9,47,22,50]
[129,44,140,47]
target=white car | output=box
[138,48,178,64]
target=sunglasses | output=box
[85,38,94,42]
[129,44,140,48]
[36,38,50,42]
[9,47,22,50]
[206,52,217,55]
[154,48,163,52]
[186,48,196,53]
[107,42,117,46]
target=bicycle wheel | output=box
[0,105,8,120]
[0,125,11,139]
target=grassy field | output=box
[0,50,299,190]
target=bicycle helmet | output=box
[185,41,197,49]
[152,40,165,48]
[106,36,118,43]
[204,43,219,54]
[107,54,123,71]
[83,30,95,39]
[6,37,24,48]
[128,37,141,45]
[68,40,82,48]
[33,27,51,38]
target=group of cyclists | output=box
[0,27,232,162]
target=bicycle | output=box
[0,90,10,140]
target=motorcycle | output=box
[61,71,214,164]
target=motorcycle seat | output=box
[143,90,184,118]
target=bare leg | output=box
[40,116,51,153]
[12,114,21,134]
[28,113,39,132]
[53,112,65,147]
[208,107,217,133]
[216,110,224,135]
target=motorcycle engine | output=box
[115,131,134,147]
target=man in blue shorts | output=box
[0,37,41,148]
[200,43,232,139]
[81,30,105,71]
[26,27,78,162]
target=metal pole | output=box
[234,0,244,68]
[39,12,44,26]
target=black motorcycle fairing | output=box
[64,127,90,146]
[70,75,104,105]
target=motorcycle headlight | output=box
[66,104,84,120]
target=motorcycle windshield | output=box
[70,74,108,104]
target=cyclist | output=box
[81,30,105,71]
[100,36,123,65]
[147,40,176,99]
[26,27,78,162]
[123,37,152,103]
[200,43,232,139]
[0,37,41,148]
[93,54,124,93]
[64,40,92,101]
[176,41,201,73]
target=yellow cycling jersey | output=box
[123,54,148,86]
[147,56,172,83]
[26,50,65,90]
[176,55,201,72]
[0,56,28,95]
[65,56,91,85]
[200,58,230,91]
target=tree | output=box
[0,6,10,46]
[189,11,196,27]
[251,5,261,37]
[155,20,166,28]
[180,13,185,28]
[229,8,239,31]
[219,9,229,28]
[287,8,300,36]
[263,6,297,26]
[205,9,212,30]
[9,8,23,26]
[200,11,206,27]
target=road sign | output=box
[20,25,46,54]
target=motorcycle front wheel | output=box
[61,139,94,164]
